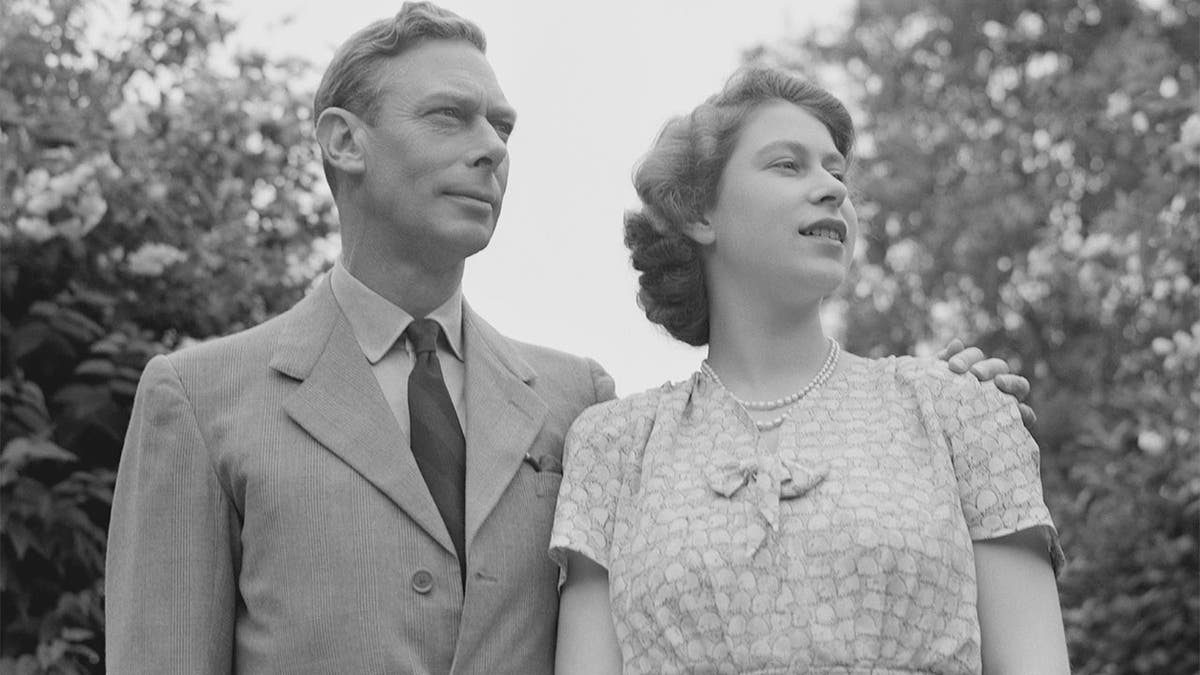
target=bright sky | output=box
[222,0,856,395]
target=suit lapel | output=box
[272,278,455,556]
[462,305,548,550]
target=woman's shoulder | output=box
[835,351,945,385]
[836,351,998,413]
[844,351,975,388]
[569,377,694,440]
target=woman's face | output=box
[697,100,858,305]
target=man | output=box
[104,3,1032,673]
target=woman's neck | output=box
[705,293,832,402]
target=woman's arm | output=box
[556,552,623,675]
[974,529,1070,675]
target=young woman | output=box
[550,67,1068,674]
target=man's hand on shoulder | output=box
[936,338,1036,428]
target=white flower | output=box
[146,181,168,201]
[1137,430,1167,456]
[311,233,341,263]
[48,169,86,198]
[1079,232,1113,259]
[90,152,123,180]
[1106,91,1131,118]
[250,182,277,210]
[1151,337,1175,355]
[1179,114,1200,165]
[126,242,188,276]
[16,217,56,242]
[885,239,920,273]
[1182,114,1200,148]
[23,190,62,216]
[24,168,50,193]
[75,185,107,233]
[109,100,150,138]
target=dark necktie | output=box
[405,318,467,579]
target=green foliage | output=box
[0,0,336,670]
[759,0,1199,670]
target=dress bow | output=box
[704,457,830,557]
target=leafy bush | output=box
[0,0,336,670]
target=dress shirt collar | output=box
[330,262,464,365]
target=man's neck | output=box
[337,200,468,317]
[341,251,464,318]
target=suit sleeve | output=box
[105,355,240,673]
[586,357,617,405]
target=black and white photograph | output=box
[1,0,1197,672]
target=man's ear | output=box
[682,217,716,245]
[315,107,367,177]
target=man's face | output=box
[353,40,515,269]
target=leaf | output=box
[108,379,139,398]
[72,359,116,378]
[8,322,53,362]
[47,307,104,345]
[50,384,112,419]
[0,438,77,469]
[2,519,40,561]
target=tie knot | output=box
[405,318,441,355]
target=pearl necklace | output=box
[701,339,840,431]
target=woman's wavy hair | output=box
[624,67,855,346]
[313,1,486,195]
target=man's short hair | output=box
[313,1,487,193]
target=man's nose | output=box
[470,121,508,170]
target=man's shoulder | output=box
[166,310,290,371]
[464,308,604,379]
[506,336,593,371]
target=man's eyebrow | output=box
[413,90,475,108]
[489,104,517,124]
[414,91,517,121]
[755,140,844,164]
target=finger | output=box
[948,346,984,373]
[991,373,1031,400]
[1018,403,1037,428]
[936,338,965,360]
[967,358,1012,381]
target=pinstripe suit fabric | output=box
[105,276,615,673]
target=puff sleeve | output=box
[924,362,1065,573]
[548,400,633,581]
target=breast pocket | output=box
[529,471,562,498]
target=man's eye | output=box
[435,108,462,119]
[492,121,514,137]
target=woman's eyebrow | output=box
[754,140,844,165]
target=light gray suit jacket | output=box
[105,276,615,673]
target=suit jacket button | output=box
[411,570,434,594]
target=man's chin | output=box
[450,223,497,258]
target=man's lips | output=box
[444,190,498,208]
[798,218,847,243]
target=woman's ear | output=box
[315,107,367,177]
[682,217,716,245]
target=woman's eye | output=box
[773,160,799,171]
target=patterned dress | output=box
[549,354,1063,674]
